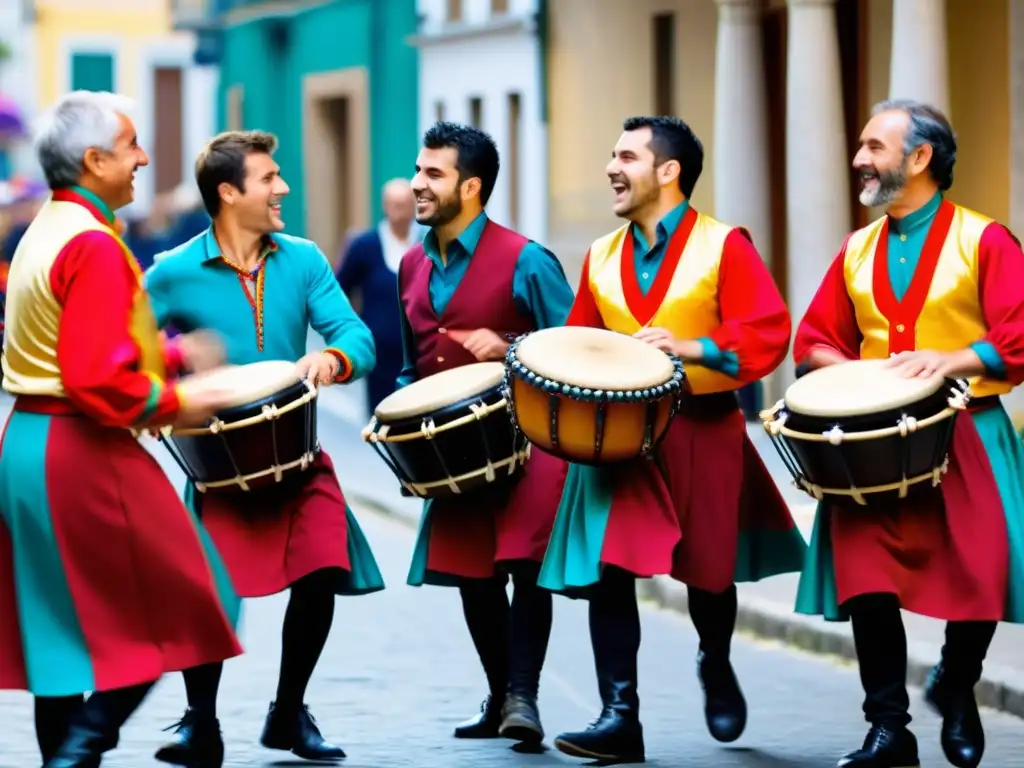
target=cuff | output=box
[134,374,181,428]
[323,348,353,383]
[971,341,1007,379]
[697,337,740,378]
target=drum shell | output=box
[373,383,527,498]
[781,385,957,507]
[509,376,675,464]
[166,381,318,493]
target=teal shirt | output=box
[631,201,739,378]
[396,212,575,388]
[144,228,376,380]
[887,193,1004,378]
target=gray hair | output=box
[871,98,957,191]
[33,90,136,189]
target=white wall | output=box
[415,0,549,246]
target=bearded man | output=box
[794,99,1024,768]
[539,115,806,764]
[396,121,574,745]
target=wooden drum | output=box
[759,358,971,507]
[504,326,685,464]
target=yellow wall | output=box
[546,0,717,281]
[34,0,174,107]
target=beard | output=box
[613,173,660,220]
[858,157,908,208]
[415,192,462,228]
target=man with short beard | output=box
[397,121,574,744]
[144,130,385,766]
[794,99,1024,768]
[539,116,806,764]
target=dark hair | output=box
[195,130,278,217]
[871,99,956,191]
[622,116,704,198]
[422,121,500,206]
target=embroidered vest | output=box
[2,198,165,396]
[843,200,1011,399]
[399,220,535,379]
[586,209,740,395]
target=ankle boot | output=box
[260,702,346,760]
[45,683,152,768]
[924,662,985,768]
[837,724,920,767]
[454,694,505,738]
[696,650,747,743]
[154,708,224,767]
[554,622,645,764]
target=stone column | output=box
[785,0,851,348]
[889,0,950,115]
[713,0,771,265]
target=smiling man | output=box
[397,121,574,745]
[794,99,1024,768]
[143,130,385,767]
[539,115,806,764]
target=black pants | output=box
[458,560,553,700]
[847,592,997,728]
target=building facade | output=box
[0,0,38,180]
[411,0,548,244]
[546,0,1019,399]
[35,0,218,216]
[198,0,418,264]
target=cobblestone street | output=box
[2,394,1024,766]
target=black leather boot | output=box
[45,683,152,768]
[259,702,346,761]
[35,695,85,764]
[924,662,985,768]
[153,708,225,767]
[696,650,747,743]
[554,571,645,764]
[454,694,505,738]
[499,570,552,744]
[837,724,920,767]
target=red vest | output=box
[399,219,536,378]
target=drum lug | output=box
[758,400,788,436]
[947,379,972,410]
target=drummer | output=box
[538,115,807,764]
[794,99,1024,768]
[398,121,574,744]
[143,130,384,766]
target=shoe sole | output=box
[553,737,645,764]
[499,722,544,744]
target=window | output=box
[446,0,462,22]
[507,93,521,228]
[491,0,509,14]
[652,13,675,115]
[71,52,114,93]
[469,96,483,128]
[434,100,445,122]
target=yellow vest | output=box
[587,211,738,395]
[843,201,1010,398]
[3,198,166,397]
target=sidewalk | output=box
[319,383,1024,720]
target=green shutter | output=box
[71,53,114,93]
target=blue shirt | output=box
[144,228,375,380]
[397,212,575,388]
[887,193,1003,377]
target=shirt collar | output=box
[201,226,279,265]
[422,211,488,262]
[632,199,690,247]
[50,186,117,226]
[889,192,943,235]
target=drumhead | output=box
[784,358,946,418]
[176,360,302,409]
[514,327,674,391]
[374,362,505,421]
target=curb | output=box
[636,575,1024,721]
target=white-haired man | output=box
[0,90,243,767]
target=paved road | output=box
[3,399,1024,766]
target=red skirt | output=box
[193,451,384,598]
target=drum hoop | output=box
[795,460,949,506]
[504,339,686,403]
[171,379,318,437]
[362,397,508,444]
[398,446,531,498]
[193,448,320,493]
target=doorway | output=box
[153,66,184,194]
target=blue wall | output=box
[217,0,419,237]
